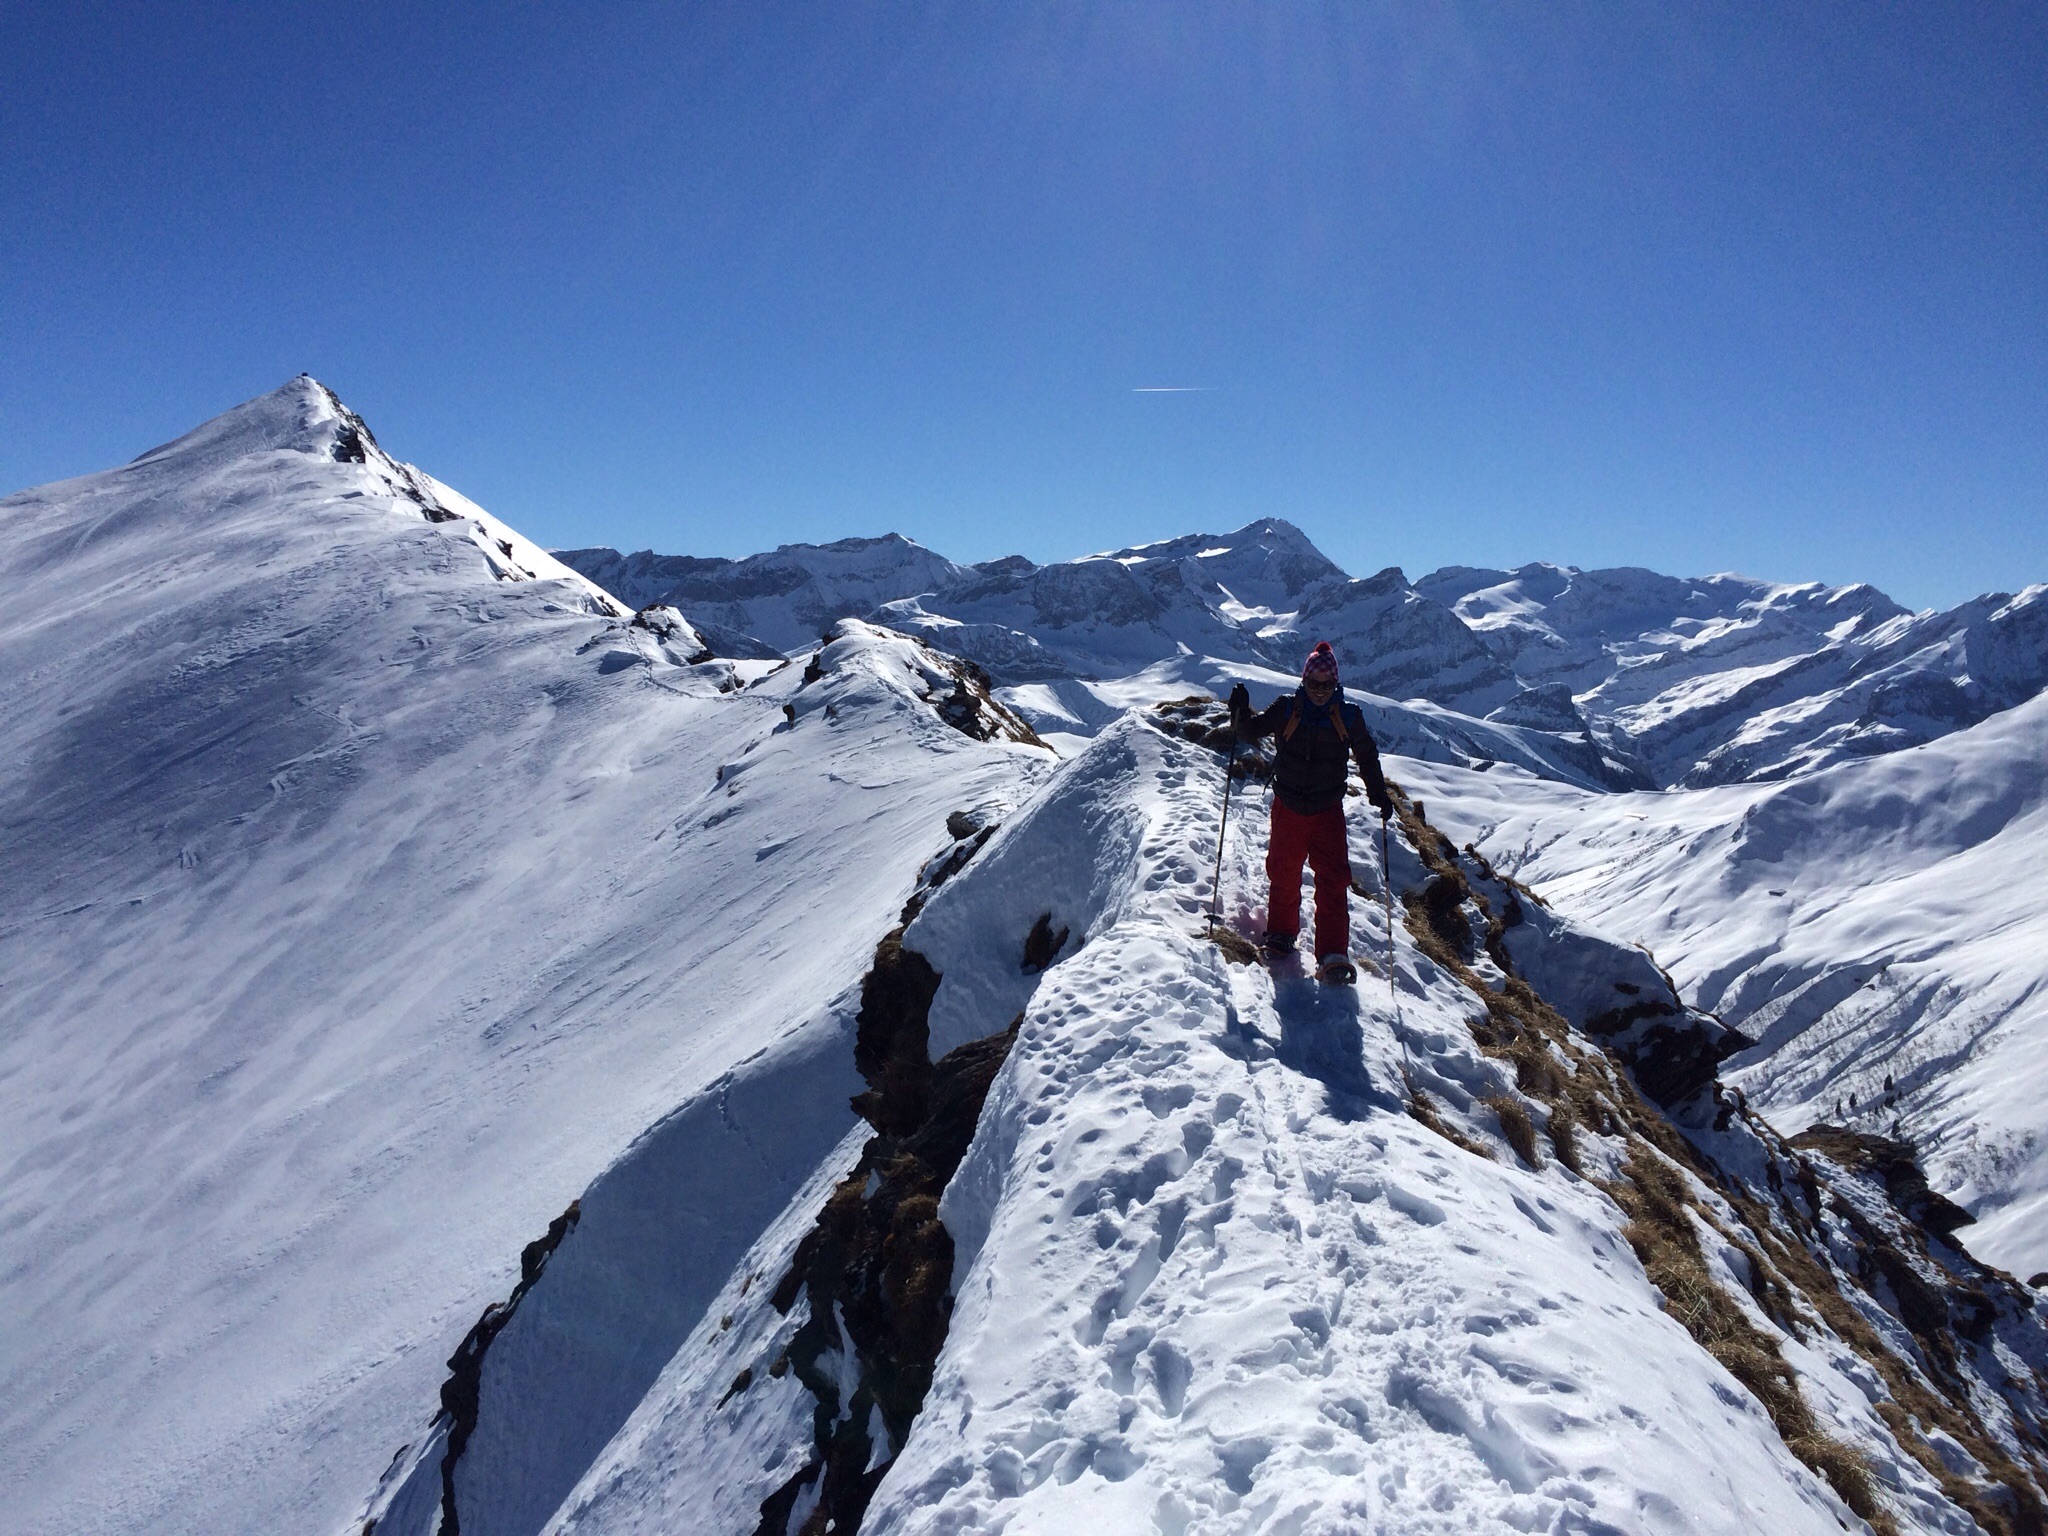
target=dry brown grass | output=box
[1403,1075,1492,1159]
[1205,922,1262,967]
[1606,1145,1891,1531]
[1377,787,2048,1535]
[1545,1104,1584,1174]
[1483,1093,1541,1167]
[1725,1167,2048,1536]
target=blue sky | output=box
[3,3,2042,609]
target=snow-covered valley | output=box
[3,380,2045,1535]
[1408,693,2048,1281]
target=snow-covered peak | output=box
[3,377,628,625]
[120,372,359,470]
[0,384,1055,1536]
[1092,518,1348,614]
[1990,583,2047,625]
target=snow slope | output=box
[1407,691,2048,1280]
[0,381,1050,1536]
[525,712,2048,1536]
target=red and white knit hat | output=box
[1302,641,1340,684]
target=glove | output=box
[1376,799,1393,822]
[1227,682,1250,722]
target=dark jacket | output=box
[1235,689,1392,818]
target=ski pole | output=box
[1380,814,1395,998]
[1382,811,1413,1100]
[1209,730,1238,926]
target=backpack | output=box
[1280,696,1349,746]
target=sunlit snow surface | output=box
[0,381,1050,1535]
[880,724,1863,1534]
[1407,699,2048,1279]
[548,719,1910,1535]
[5,380,2045,1536]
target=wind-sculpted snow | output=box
[0,380,1051,1536]
[903,718,1152,1061]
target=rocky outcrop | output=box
[428,1202,581,1535]
[757,892,1031,1533]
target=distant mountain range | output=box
[560,528,2048,789]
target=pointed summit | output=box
[126,374,369,473]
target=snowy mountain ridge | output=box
[561,531,2048,792]
[501,709,2048,1536]
[4,379,2046,1536]
[0,379,1051,1535]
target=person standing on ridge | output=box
[1229,641,1393,981]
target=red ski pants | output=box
[1266,802,1351,958]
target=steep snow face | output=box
[0,380,1050,1536]
[1413,691,2048,1279]
[558,534,971,656]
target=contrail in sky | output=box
[1131,386,1212,392]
